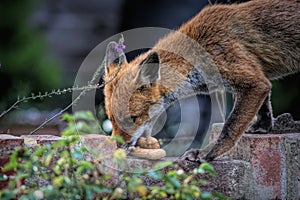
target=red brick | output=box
[0,134,24,189]
[227,133,300,199]
[0,134,24,156]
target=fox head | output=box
[103,37,210,145]
[103,42,169,144]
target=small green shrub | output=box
[0,111,227,200]
[61,111,107,136]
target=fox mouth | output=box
[127,111,166,147]
[122,120,150,148]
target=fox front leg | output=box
[207,79,271,161]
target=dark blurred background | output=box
[0,0,299,144]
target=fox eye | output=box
[123,116,137,125]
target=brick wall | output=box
[0,133,299,199]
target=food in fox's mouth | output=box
[136,137,160,149]
[130,147,166,160]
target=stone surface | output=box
[133,158,253,199]
[1,133,299,199]
[194,159,253,199]
[79,134,119,177]
[0,134,24,156]
[80,134,117,158]
[227,133,300,199]
[273,113,300,132]
[21,135,61,147]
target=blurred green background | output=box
[0,0,62,111]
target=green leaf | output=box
[164,176,181,188]
[61,113,73,122]
[200,192,212,199]
[91,185,107,194]
[0,190,15,199]
[148,169,162,179]
[3,149,20,171]
[45,152,54,166]
[52,140,65,148]
[193,167,205,174]
[84,186,94,200]
[164,187,175,194]
[74,111,95,121]
[76,161,93,174]
[212,192,229,200]
[200,162,215,176]
[52,165,61,174]
[78,161,93,168]
[110,135,125,144]
[197,179,207,185]
[53,176,64,186]
[64,176,71,184]
[61,125,77,136]
[182,193,194,200]
[153,161,172,170]
[72,150,84,159]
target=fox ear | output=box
[135,52,161,85]
[104,41,127,74]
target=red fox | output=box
[104,0,300,162]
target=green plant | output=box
[139,161,227,200]
[61,111,107,136]
[0,111,227,200]
[0,137,114,199]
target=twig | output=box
[28,47,123,135]
[0,85,103,119]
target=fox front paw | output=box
[120,142,136,154]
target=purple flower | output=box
[114,35,126,53]
[114,43,126,53]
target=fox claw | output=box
[120,143,135,154]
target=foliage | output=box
[61,111,107,136]
[0,112,227,200]
[0,137,112,199]
[135,162,227,200]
